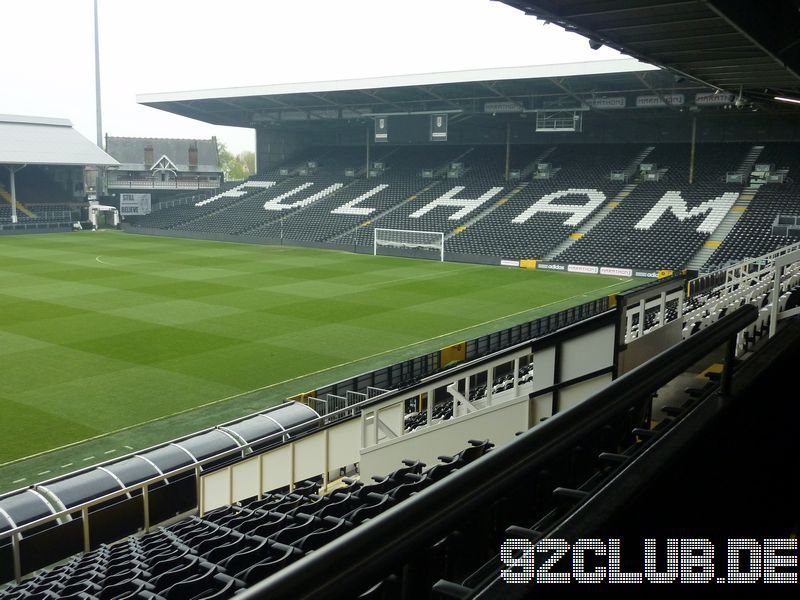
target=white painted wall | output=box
[360,396,529,480]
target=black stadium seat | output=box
[126,141,800,271]
[0,441,492,600]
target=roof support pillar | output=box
[365,125,370,179]
[689,116,697,185]
[7,165,26,225]
[505,121,511,182]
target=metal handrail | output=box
[239,304,757,600]
[689,240,800,295]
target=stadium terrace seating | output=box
[0,167,74,206]
[706,183,800,269]
[26,204,74,221]
[273,146,475,243]
[0,442,492,600]
[447,144,636,259]
[556,181,743,270]
[0,203,75,225]
[0,166,76,225]
[125,142,800,271]
[552,143,751,270]
[132,176,283,231]
[242,176,349,239]
[640,142,750,184]
[342,145,512,248]
[448,182,597,259]
[404,362,534,432]
[128,145,327,231]
[747,141,800,181]
[176,178,310,235]
[703,142,800,269]
[692,142,752,183]
[275,178,411,242]
[680,262,800,357]
[0,206,19,223]
[135,147,371,236]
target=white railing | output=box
[681,242,800,354]
[108,179,220,190]
[623,284,685,344]
[689,240,800,299]
[152,195,204,210]
[622,242,800,345]
[0,399,377,584]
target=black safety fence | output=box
[312,296,609,400]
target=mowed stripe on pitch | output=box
[0,232,631,462]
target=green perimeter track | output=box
[0,231,641,491]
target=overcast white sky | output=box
[1,0,627,153]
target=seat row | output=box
[0,442,493,600]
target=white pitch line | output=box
[95,255,111,265]
[0,277,635,469]
[82,456,95,461]
[103,449,116,455]
[123,445,133,450]
[12,478,26,484]
[61,463,73,469]
[37,470,50,476]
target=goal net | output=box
[374,228,444,262]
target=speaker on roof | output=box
[430,114,448,142]
[374,117,388,143]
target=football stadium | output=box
[1,0,799,596]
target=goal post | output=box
[374,228,445,262]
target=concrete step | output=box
[685,187,759,272]
[735,145,765,177]
[445,183,527,240]
[625,145,655,178]
[686,245,717,270]
[520,147,556,180]
[544,183,638,261]
[328,180,444,242]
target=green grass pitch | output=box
[0,231,640,487]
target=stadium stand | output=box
[555,180,743,269]
[0,166,78,226]
[126,141,800,272]
[448,144,635,259]
[276,146,454,243]
[241,176,347,239]
[706,183,800,269]
[0,167,73,206]
[0,442,491,599]
[702,143,800,269]
[175,147,372,237]
[551,143,748,269]
[224,303,779,599]
[341,145,510,249]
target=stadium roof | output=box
[139,58,727,128]
[0,115,118,166]
[497,0,800,104]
